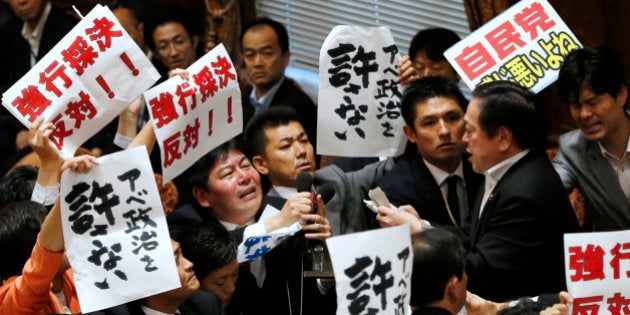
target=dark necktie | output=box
[446,176,461,225]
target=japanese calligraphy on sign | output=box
[60,146,180,313]
[327,224,412,315]
[564,230,630,315]
[444,0,582,93]
[1,4,159,159]
[143,43,241,183]
[318,26,406,157]
[236,204,302,263]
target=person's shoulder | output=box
[181,290,223,314]
[558,129,587,151]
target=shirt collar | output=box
[21,2,51,49]
[597,135,630,161]
[484,149,530,188]
[423,158,465,186]
[218,218,256,231]
[140,305,179,315]
[249,76,286,114]
[273,185,299,200]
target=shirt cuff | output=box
[31,182,60,206]
[243,221,267,238]
[114,133,133,149]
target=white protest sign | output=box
[318,26,406,157]
[564,230,630,315]
[61,146,179,313]
[327,224,412,315]
[1,4,159,159]
[444,0,581,93]
[143,43,242,182]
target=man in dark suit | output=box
[378,76,483,227]
[410,229,467,315]
[241,18,317,145]
[0,0,77,175]
[458,81,579,301]
[1,0,77,89]
[554,46,630,231]
[167,139,329,315]
[378,81,579,302]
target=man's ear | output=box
[191,34,200,51]
[616,85,628,109]
[281,50,291,68]
[252,155,269,175]
[192,186,211,208]
[496,126,513,152]
[403,125,417,143]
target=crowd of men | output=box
[0,0,628,314]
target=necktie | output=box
[446,176,460,225]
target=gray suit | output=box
[315,159,395,235]
[269,158,394,235]
[553,129,630,231]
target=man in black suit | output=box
[378,76,483,227]
[379,81,579,302]
[458,81,579,301]
[241,18,317,146]
[410,229,467,315]
[1,0,77,89]
[167,139,329,315]
[0,0,77,175]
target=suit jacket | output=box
[1,4,77,89]
[262,190,337,315]
[461,149,579,301]
[243,77,318,145]
[93,290,223,315]
[553,129,630,231]
[378,155,483,227]
[314,158,395,235]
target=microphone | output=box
[295,172,336,278]
[296,172,335,214]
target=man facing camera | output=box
[378,76,483,227]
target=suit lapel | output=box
[585,141,629,210]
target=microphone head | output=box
[296,172,313,193]
[317,183,336,204]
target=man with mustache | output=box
[553,46,630,231]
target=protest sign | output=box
[327,224,412,315]
[444,0,581,93]
[2,4,159,159]
[144,44,241,182]
[318,26,406,157]
[564,230,630,315]
[61,146,179,312]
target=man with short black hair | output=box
[459,81,578,301]
[554,46,630,231]
[378,76,483,227]
[241,18,317,145]
[410,228,467,315]
[398,28,461,86]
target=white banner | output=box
[564,230,630,315]
[326,224,412,315]
[2,4,159,159]
[143,43,242,182]
[444,0,581,93]
[318,26,406,157]
[60,146,179,313]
